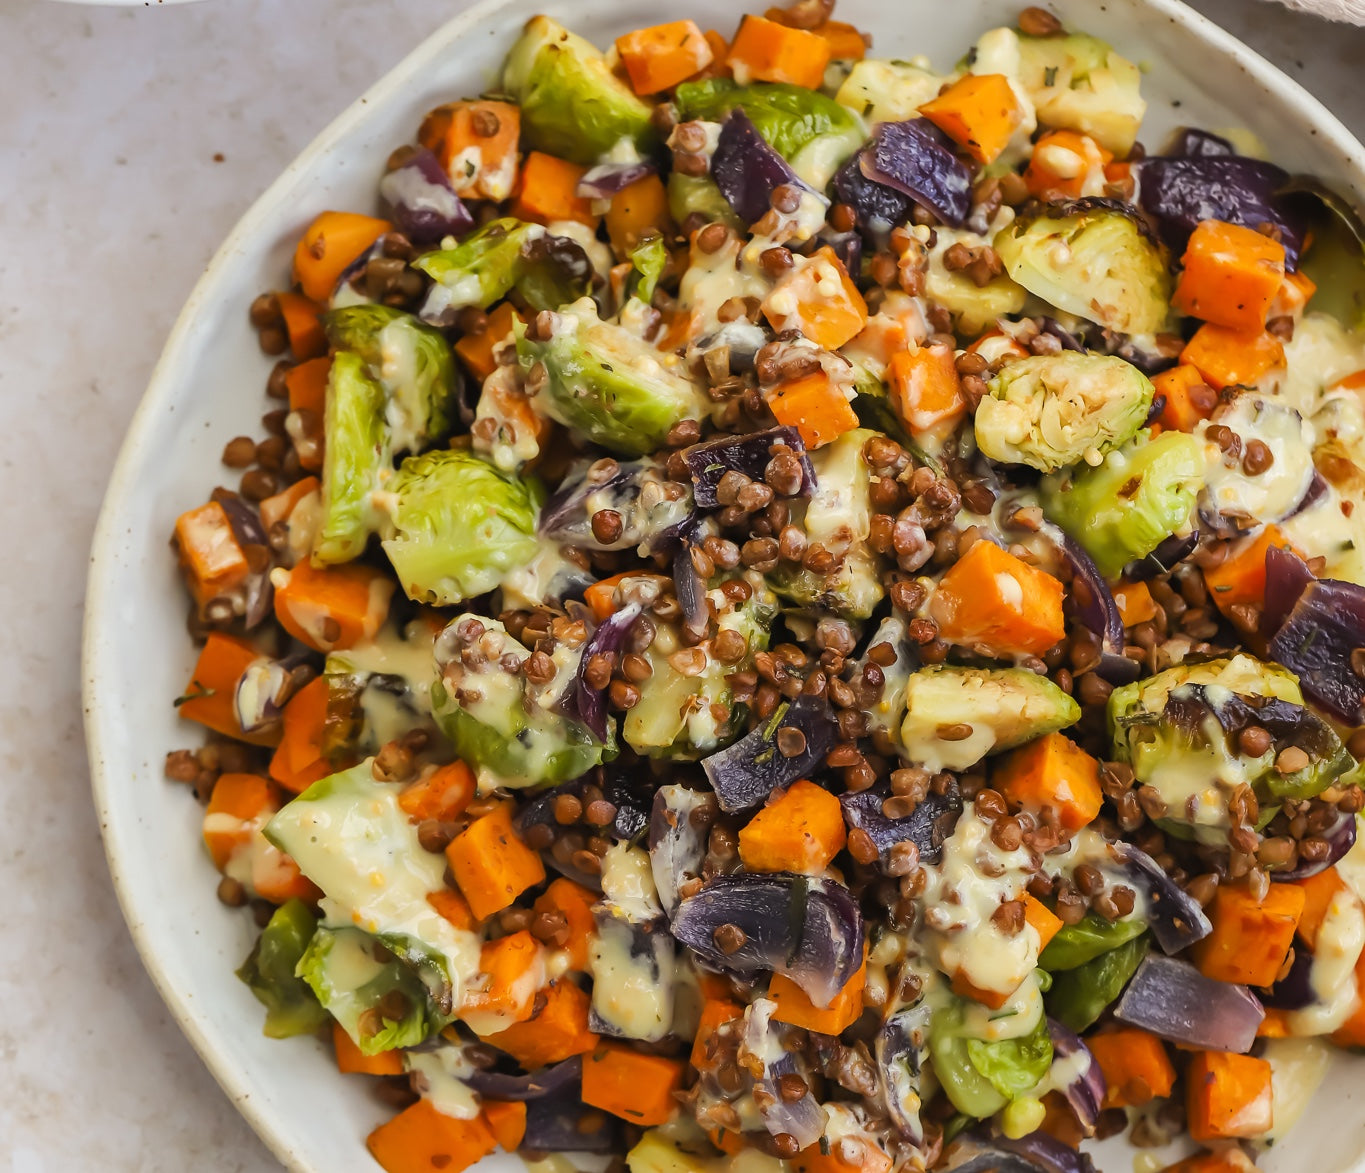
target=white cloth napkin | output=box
[1267,0,1365,22]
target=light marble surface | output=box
[1,0,1362,1169]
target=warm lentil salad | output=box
[165,3,1365,1171]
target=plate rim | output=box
[81,0,1365,1170]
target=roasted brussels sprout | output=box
[629,233,668,304]
[625,575,777,757]
[975,353,1155,472]
[236,900,328,1039]
[414,218,540,323]
[313,350,390,565]
[323,305,458,452]
[297,925,450,1054]
[994,201,1173,336]
[920,220,1028,336]
[516,298,706,457]
[1108,656,1355,841]
[929,992,1053,1118]
[1016,32,1146,155]
[673,78,865,187]
[834,59,951,125]
[900,666,1080,772]
[501,16,656,165]
[769,427,884,619]
[431,613,608,787]
[1047,932,1150,1032]
[1041,430,1203,579]
[377,449,543,606]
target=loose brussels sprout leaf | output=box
[1042,431,1203,580]
[413,218,541,323]
[323,305,458,452]
[1039,912,1148,971]
[377,449,542,606]
[929,991,1052,1117]
[1015,33,1146,155]
[976,353,1154,472]
[314,350,390,565]
[667,172,744,232]
[264,762,475,1008]
[769,428,885,619]
[995,201,1172,336]
[517,298,706,457]
[900,666,1080,773]
[297,925,447,1054]
[835,59,951,125]
[630,233,668,305]
[432,613,608,787]
[1047,932,1150,1032]
[502,15,656,165]
[625,579,777,757]
[1108,657,1354,839]
[517,232,597,314]
[674,78,865,188]
[235,899,328,1039]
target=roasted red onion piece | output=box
[701,694,837,813]
[683,425,815,508]
[378,146,474,243]
[1268,577,1365,724]
[1108,841,1212,953]
[1113,954,1264,1051]
[858,119,972,228]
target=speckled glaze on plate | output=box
[82,0,1365,1169]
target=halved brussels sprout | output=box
[625,576,777,758]
[517,298,706,457]
[994,201,1173,336]
[297,925,449,1054]
[929,991,1053,1118]
[236,899,328,1039]
[1015,32,1146,155]
[323,305,458,452]
[667,172,744,232]
[900,666,1080,773]
[835,59,951,125]
[501,16,656,165]
[673,78,865,187]
[975,353,1155,472]
[1041,430,1203,579]
[413,218,541,322]
[431,613,608,787]
[313,350,390,565]
[1108,656,1355,840]
[377,449,542,606]
[769,427,884,619]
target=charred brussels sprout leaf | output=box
[976,353,1155,472]
[900,666,1080,773]
[994,201,1173,336]
[431,613,607,787]
[314,350,390,565]
[1016,32,1146,155]
[673,78,864,187]
[413,218,540,322]
[516,298,705,457]
[323,305,458,452]
[236,899,328,1039]
[501,16,656,165]
[1042,431,1203,580]
[378,449,542,605]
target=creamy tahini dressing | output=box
[203,808,301,899]
[1261,1036,1330,1143]
[407,1043,483,1120]
[589,844,674,1041]
[917,802,1042,1001]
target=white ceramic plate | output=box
[83,0,1365,1169]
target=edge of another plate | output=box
[82,1,1365,1170]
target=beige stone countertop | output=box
[2,0,1362,1169]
